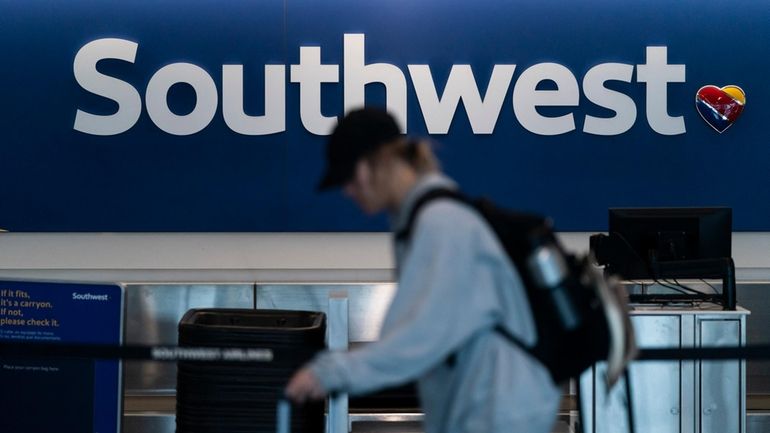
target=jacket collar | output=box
[391,173,457,233]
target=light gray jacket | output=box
[309,173,561,433]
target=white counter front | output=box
[580,305,749,433]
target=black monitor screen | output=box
[608,207,732,279]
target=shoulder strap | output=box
[394,188,467,243]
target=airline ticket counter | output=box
[114,282,754,433]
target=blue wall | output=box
[1,0,768,231]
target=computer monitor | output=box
[607,207,732,280]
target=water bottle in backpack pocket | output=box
[396,188,637,387]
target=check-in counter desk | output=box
[580,305,749,433]
[122,284,754,433]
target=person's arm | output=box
[298,201,503,396]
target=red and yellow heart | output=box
[695,85,745,133]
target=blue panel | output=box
[0,0,286,231]
[0,0,768,231]
[0,280,123,433]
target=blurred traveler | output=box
[286,107,560,433]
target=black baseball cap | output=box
[317,107,402,191]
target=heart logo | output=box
[695,85,746,133]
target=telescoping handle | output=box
[277,399,291,433]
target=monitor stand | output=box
[633,257,737,310]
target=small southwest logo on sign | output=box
[695,85,746,133]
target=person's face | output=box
[343,157,391,215]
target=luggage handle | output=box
[277,293,350,433]
[277,398,291,433]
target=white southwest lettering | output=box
[73,38,142,136]
[513,63,580,136]
[145,62,218,136]
[344,34,408,133]
[73,34,686,137]
[636,46,686,135]
[223,64,286,135]
[582,63,637,136]
[409,64,516,134]
[289,46,339,135]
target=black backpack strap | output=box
[493,324,530,354]
[394,188,468,244]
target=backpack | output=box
[394,188,636,386]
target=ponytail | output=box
[395,138,441,174]
[366,137,441,175]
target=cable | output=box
[630,280,695,301]
[611,233,721,302]
[700,278,720,294]
[630,281,649,296]
[665,279,702,295]
[624,369,636,433]
[646,279,697,296]
[657,280,695,295]
[671,278,723,303]
[609,233,676,287]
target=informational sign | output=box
[0,0,768,231]
[0,280,123,433]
